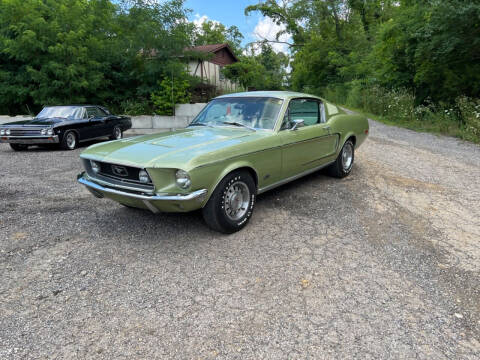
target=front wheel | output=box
[61,131,77,150]
[202,170,256,234]
[326,139,355,178]
[10,143,28,151]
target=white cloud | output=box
[193,14,219,29]
[252,17,292,54]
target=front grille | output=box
[10,128,42,136]
[97,162,149,184]
[82,159,154,193]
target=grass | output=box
[338,104,477,143]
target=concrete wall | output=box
[0,103,208,135]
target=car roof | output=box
[214,91,323,101]
[43,105,106,108]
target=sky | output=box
[184,0,292,53]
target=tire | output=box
[202,170,256,234]
[10,143,28,151]
[110,126,122,140]
[326,139,355,178]
[60,131,77,150]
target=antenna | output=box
[172,70,175,117]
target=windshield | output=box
[190,97,283,130]
[36,106,84,119]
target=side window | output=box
[282,98,320,129]
[86,107,96,118]
[96,107,108,116]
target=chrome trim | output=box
[257,160,335,194]
[77,173,207,201]
[79,135,109,143]
[83,173,155,194]
[0,135,59,144]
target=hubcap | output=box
[224,181,250,221]
[342,142,353,171]
[66,133,75,149]
[114,128,121,139]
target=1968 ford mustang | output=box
[77,91,369,233]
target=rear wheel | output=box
[326,139,354,178]
[61,131,77,150]
[10,143,28,151]
[110,126,122,140]
[202,170,256,233]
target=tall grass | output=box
[323,84,480,143]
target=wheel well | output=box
[230,167,258,188]
[63,129,79,140]
[347,135,356,146]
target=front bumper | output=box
[0,135,59,144]
[77,172,208,213]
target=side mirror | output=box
[290,119,305,131]
[88,115,94,120]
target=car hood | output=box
[80,127,268,169]
[4,117,67,126]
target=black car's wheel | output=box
[327,139,355,178]
[110,126,122,140]
[61,131,77,150]
[202,170,256,234]
[10,143,28,151]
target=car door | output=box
[96,106,115,136]
[74,107,91,140]
[86,107,108,138]
[279,98,338,179]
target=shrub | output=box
[456,96,480,142]
[151,77,191,116]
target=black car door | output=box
[86,107,108,138]
[75,107,91,140]
[95,106,114,136]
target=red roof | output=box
[185,43,238,62]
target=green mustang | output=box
[77,91,369,233]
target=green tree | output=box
[193,20,243,55]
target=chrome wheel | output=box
[66,132,76,149]
[113,127,122,139]
[224,181,251,221]
[342,142,353,171]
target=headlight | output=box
[175,169,191,189]
[0,129,5,135]
[138,169,151,183]
[5,129,10,135]
[90,160,100,173]
[47,128,54,135]
[40,128,47,135]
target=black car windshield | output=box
[36,106,84,119]
[190,97,284,130]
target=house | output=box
[185,43,241,93]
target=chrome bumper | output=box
[0,135,59,144]
[77,172,207,207]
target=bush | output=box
[120,99,152,116]
[456,96,480,142]
[323,83,480,143]
[151,77,191,116]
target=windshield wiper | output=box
[221,121,256,132]
[188,123,213,128]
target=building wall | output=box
[187,60,240,92]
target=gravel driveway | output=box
[1,119,479,359]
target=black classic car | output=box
[0,105,132,151]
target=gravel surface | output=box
[1,120,479,359]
